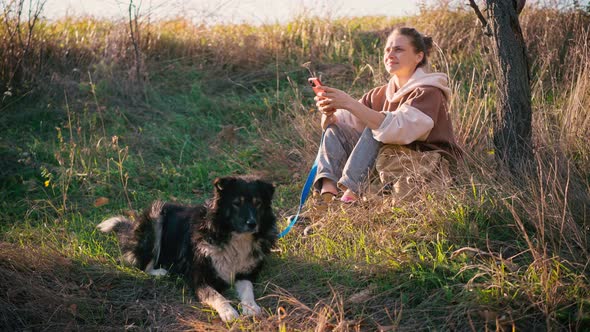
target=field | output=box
[1,2,589,331]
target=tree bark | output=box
[485,0,533,173]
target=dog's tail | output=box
[97,216,134,234]
[97,201,166,269]
[97,215,137,266]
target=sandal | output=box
[308,191,338,213]
[319,191,338,202]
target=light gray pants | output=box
[314,125,383,195]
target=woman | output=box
[313,27,459,203]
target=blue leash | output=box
[278,131,325,238]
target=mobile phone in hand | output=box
[308,77,324,95]
[309,77,335,114]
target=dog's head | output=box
[211,176,276,234]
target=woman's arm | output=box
[371,87,443,145]
[315,86,385,130]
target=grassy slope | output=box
[1,5,590,331]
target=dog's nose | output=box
[246,219,257,230]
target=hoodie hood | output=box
[386,68,451,103]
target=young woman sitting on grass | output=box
[313,27,460,204]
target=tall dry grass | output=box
[277,7,590,330]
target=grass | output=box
[1,2,590,331]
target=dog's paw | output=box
[240,301,261,316]
[148,268,168,277]
[217,304,240,322]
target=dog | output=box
[96,176,277,322]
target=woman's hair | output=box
[388,27,433,68]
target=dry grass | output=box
[0,242,203,331]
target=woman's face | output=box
[383,33,424,78]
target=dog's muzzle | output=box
[246,218,257,231]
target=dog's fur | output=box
[97,176,277,322]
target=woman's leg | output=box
[314,124,362,194]
[338,128,383,196]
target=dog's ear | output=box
[256,180,275,202]
[213,177,236,193]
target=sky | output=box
[40,0,424,24]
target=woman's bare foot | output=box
[320,178,338,196]
[340,189,357,203]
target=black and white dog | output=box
[97,176,277,322]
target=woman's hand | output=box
[315,94,335,115]
[315,85,386,130]
[314,86,357,111]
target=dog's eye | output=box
[252,198,261,208]
[232,197,243,207]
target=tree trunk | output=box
[485,0,533,173]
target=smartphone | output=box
[308,77,324,95]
